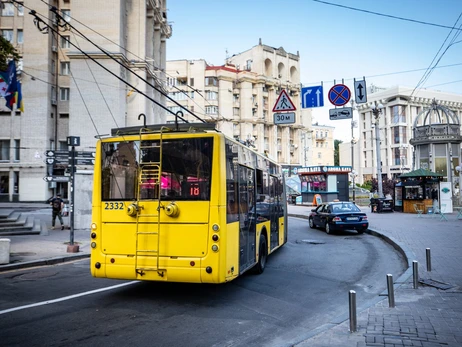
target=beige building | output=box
[340,85,462,184]
[0,0,171,210]
[166,40,313,166]
[311,123,334,166]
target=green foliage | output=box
[334,139,342,166]
[370,177,395,196]
[0,37,20,71]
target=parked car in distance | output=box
[308,201,368,234]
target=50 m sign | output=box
[274,112,295,125]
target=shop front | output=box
[297,166,351,205]
[394,168,443,214]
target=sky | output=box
[166,0,462,142]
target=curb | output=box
[0,253,90,272]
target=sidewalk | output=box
[1,203,461,346]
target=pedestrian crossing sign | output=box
[272,90,296,112]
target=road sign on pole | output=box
[329,107,353,120]
[301,86,324,108]
[274,112,296,124]
[328,84,351,106]
[354,79,367,104]
[272,90,296,112]
[43,176,70,182]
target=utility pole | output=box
[371,101,384,198]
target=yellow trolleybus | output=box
[90,123,287,283]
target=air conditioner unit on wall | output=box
[52,45,57,52]
[51,99,57,105]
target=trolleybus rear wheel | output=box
[254,235,267,274]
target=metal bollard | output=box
[387,274,395,308]
[413,261,419,289]
[349,290,357,332]
[426,248,431,272]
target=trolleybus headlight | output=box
[91,232,97,239]
[91,223,97,230]
[212,234,219,241]
[91,242,97,248]
[212,245,219,252]
[206,266,212,273]
[95,262,101,269]
[212,224,220,231]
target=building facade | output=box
[166,40,313,166]
[311,123,334,166]
[0,0,171,211]
[340,86,462,187]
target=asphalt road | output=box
[0,217,406,347]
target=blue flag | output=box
[4,60,23,111]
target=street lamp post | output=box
[350,100,356,203]
[371,101,384,198]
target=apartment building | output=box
[311,123,334,166]
[0,0,171,211]
[340,86,462,185]
[166,40,313,166]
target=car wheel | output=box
[254,235,267,274]
[325,223,331,234]
[309,217,316,229]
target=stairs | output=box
[0,209,45,235]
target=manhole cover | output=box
[296,239,325,245]
[419,278,455,290]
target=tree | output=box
[370,177,396,197]
[0,36,20,71]
[334,139,342,166]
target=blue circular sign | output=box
[328,84,351,106]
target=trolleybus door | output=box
[238,165,256,273]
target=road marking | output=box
[0,281,138,315]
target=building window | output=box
[206,91,217,100]
[392,126,407,144]
[190,91,194,99]
[59,113,69,119]
[0,173,8,193]
[59,141,67,150]
[60,88,70,101]
[1,30,13,43]
[167,77,177,87]
[62,9,71,22]
[318,152,321,159]
[17,30,23,44]
[190,78,194,86]
[0,140,10,161]
[392,105,406,123]
[61,35,70,48]
[1,3,14,16]
[168,106,181,114]
[233,107,239,117]
[60,61,70,75]
[246,59,252,71]
[205,77,217,86]
[17,3,24,16]
[14,139,20,161]
[205,106,218,114]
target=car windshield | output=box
[330,202,360,213]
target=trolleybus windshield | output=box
[101,137,213,201]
